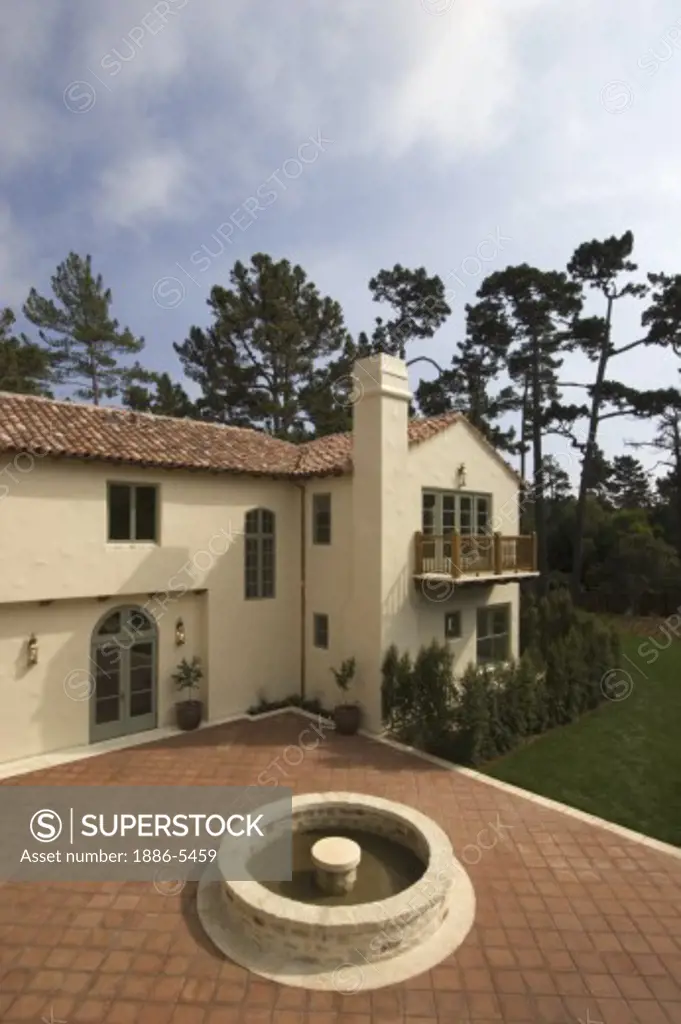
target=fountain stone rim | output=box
[222,791,456,928]
[200,790,477,990]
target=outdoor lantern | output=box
[457,463,467,487]
[27,634,38,666]
[175,618,186,646]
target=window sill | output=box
[106,541,159,547]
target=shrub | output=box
[384,589,621,767]
[381,645,416,737]
[246,694,332,719]
[382,640,455,748]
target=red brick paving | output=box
[0,712,680,1022]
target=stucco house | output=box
[0,354,537,766]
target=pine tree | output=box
[175,254,351,438]
[604,455,651,509]
[0,307,52,396]
[124,372,195,418]
[23,253,145,404]
[475,264,583,586]
[565,231,681,597]
[366,264,451,358]
[415,299,519,452]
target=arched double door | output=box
[90,605,158,743]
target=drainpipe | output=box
[295,481,307,701]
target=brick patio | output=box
[1,712,680,1023]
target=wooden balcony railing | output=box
[414,532,537,578]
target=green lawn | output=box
[481,631,681,847]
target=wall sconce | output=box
[175,619,186,646]
[457,463,467,488]
[27,634,38,666]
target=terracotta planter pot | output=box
[176,700,203,731]
[333,703,361,736]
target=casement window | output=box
[244,508,276,599]
[476,604,510,664]
[444,611,462,640]
[108,484,158,542]
[313,613,329,649]
[312,493,332,545]
[422,490,491,536]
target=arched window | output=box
[244,508,276,599]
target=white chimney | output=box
[349,355,412,732]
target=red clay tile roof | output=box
[0,393,519,481]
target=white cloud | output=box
[96,150,192,228]
[0,203,35,307]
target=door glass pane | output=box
[130,642,153,695]
[130,691,153,717]
[135,487,157,541]
[476,497,489,534]
[95,646,120,700]
[127,608,153,636]
[422,493,436,533]
[96,698,120,724]
[442,494,455,532]
[97,612,121,636]
[108,485,131,540]
[459,496,473,534]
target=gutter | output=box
[295,482,307,700]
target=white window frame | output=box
[422,490,492,536]
[444,611,462,640]
[244,508,276,599]
[476,604,511,664]
[313,613,329,649]
[107,482,159,543]
[312,493,332,545]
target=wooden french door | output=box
[90,606,157,743]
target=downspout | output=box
[295,481,307,701]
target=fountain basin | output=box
[197,791,476,990]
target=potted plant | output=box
[330,657,360,736]
[172,656,204,731]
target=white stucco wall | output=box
[0,592,208,763]
[382,419,521,668]
[0,458,301,761]
[303,476,354,710]
[347,356,523,729]
[0,370,525,762]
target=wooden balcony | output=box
[414,531,538,585]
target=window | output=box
[422,490,491,536]
[108,484,158,542]
[444,611,461,640]
[244,508,276,599]
[312,493,332,544]
[476,605,510,664]
[313,613,329,649]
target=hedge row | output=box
[381,589,621,766]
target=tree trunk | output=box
[673,415,681,560]
[520,376,529,482]
[531,338,548,592]
[89,346,99,406]
[570,294,614,601]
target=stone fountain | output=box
[197,792,476,991]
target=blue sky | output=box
[3,0,681,479]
